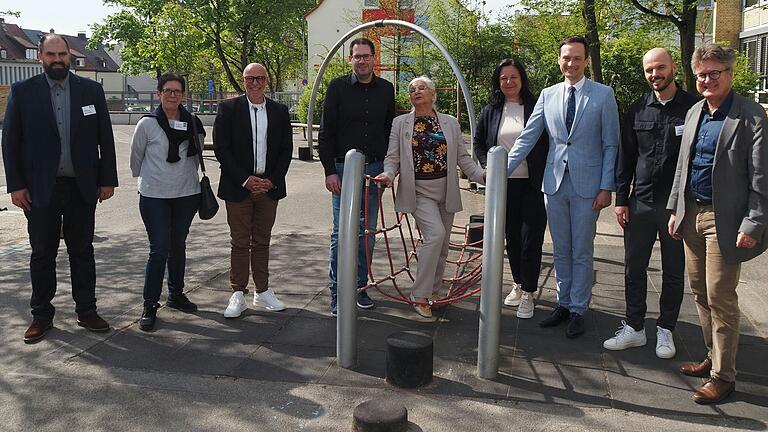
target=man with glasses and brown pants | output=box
[215,63,293,318]
[668,44,768,404]
[318,37,396,316]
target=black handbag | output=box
[190,115,219,220]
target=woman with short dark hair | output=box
[130,73,205,331]
[473,58,549,320]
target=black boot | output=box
[139,304,158,331]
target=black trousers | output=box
[505,178,547,293]
[25,178,97,320]
[623,197,685,331]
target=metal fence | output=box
[104,90,303,121]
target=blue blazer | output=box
[507,79,619,198]
[2,73,118,208]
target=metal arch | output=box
[306,19,476,153]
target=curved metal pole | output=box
[337,149,365,369]
[306,19,476,155]
[477,145,508,379]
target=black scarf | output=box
[147,104,203,163]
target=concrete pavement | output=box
[0,125,766,431]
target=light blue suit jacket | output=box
[507,79,619,198]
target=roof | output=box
[0,23,36,61]
[61,34,120,72]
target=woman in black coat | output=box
[473,57,549,320]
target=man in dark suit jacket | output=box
[2,34,118,343]
[215,63,293,318]
[668,44,768,404]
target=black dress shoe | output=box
[139,304,158,331]
[166,293,198,313]
[539,306,571,327]
[76,311,110,333]
[566,313,585,338]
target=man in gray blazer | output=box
[507,36,620,338]
[668,44,768,404]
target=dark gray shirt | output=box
[46,74,74,177]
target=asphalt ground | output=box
[0,125,766,431]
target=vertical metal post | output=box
[478,145,508,379]
[338,149,365,369]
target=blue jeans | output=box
[328,161,382,293]
[139,194,200,306]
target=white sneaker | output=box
[516,292,534,319]
[504,283,522,307]
[254,288,286,311]
[603,321,647,350]
[223,291,247,318]
[655,326,676,359]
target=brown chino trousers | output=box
[680,200,741,383]
[225,194,278,294]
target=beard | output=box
[43,61,70,81]
[651,75,674,93]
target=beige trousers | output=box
[411,178,454,298]
[680,200,741,382]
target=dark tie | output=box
[565,86,576,134]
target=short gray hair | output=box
[691,44,737,71]
[408,75,437,105]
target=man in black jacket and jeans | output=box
[604,48,698,358]
[318,37,396,316]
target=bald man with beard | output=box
[604,48,698,358]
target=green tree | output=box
[731,53,761,97]
[296,56,349,124]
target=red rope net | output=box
[360,176,483,309]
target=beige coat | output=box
[382,112,485,213]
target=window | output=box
[364,0,378,6]
[745,0,759,8]
[0,49,6,59]
[26,49,36,60]
[75,57,85,67]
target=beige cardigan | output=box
[382,112,485,213]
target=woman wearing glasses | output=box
[374,76,485,319]
[130,73,205,331]
[473,57,549,320]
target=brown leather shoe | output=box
[76,311,110,333]
[693,378,735,404]
[680,358,712,377]
[24,319,53,343]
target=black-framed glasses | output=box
[351,54,373,62]
[695,68,730,82]
[161,88,183,96]
[244,75,267,84]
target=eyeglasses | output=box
[243,75,267,84]
[161,88,183,96]
[351,54,373,62]
[408,85,429,93]
[695,69,730,82]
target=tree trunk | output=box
[582,0,603,83]
[678,7,697,92]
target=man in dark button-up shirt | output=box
[317,37,396,315]
[668,44,768,404]
[606,48,698,360]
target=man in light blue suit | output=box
[507,36,619,338]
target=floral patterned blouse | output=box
[412,115,448,180]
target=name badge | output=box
[81,105,96,116]
[171,120,188,131]
[674,125,685,136]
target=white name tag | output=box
[81,105,96,116]
[675,125,685,136]
[171,120,188,131]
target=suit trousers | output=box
[544,171,599,315]
[411,178,454,298]
[623,197,685,331]
[505,178,547,293]
[225,194,278,294]
[25,177,97,319]
[680,200,741,382]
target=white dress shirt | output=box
[562,76,587,121]
[249,100,268,175]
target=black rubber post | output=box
[352,398,408,432]
[298,146,313,161]
[386,331,433,388]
